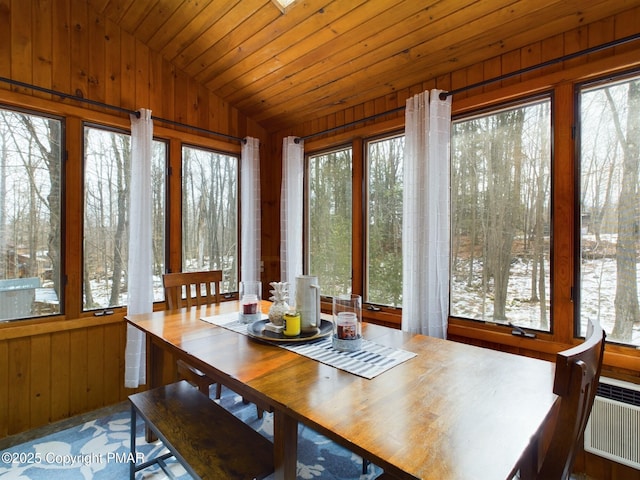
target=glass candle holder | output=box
[332,294,362,351]
[239,281,262,323]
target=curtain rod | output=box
[294,106,406,143]
[149,115,245,143]
[297,32,640,142]
[0,76,245,143]
[439,32,640,100]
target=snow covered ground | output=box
[452,255,640,346]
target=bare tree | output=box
[16,115,62,296]
[529,103,551,328]
[182,147,238,292]
[485,109,525,321]
[108,134,130,306]
[606,82,640,341]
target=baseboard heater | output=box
[584,376,640,470]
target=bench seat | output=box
[129,380,274,480]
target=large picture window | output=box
[83,125,166,310]
[181,145,238,293]
[450,98,552,331]
[366,135,404,306]
[307,147,353,298]
[579,74,640,347]
[0,107,62,320]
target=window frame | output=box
[447,70,640,357]
[574,69,640,348]
[0,104,66,321]
[304,143,354,299]
[180,142,240,295]
[304,132,408,322]
[449,93,555,334]
[363,132,405,308]
[0,90,244,324]
[82,122,169,312]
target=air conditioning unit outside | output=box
[584,376,640,470]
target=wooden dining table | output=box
[125,301,558,480]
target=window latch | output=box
[509,322,536,339]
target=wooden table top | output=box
[127,301,557,480]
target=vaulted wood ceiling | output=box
[88,0,637,132]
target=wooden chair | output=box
[163,270,224,400]
[375,318,605,480]
[163,270,266,418]
[533,317,605,480]
[163,269,223,310]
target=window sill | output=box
[447,318,640,378]
[320,300,402,328]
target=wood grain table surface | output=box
[126,301,557,480]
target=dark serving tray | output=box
[246,319,333,343]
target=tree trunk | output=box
[608,82,640,340]
[487,111,524,321]
[109,135,129,307]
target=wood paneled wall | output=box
[0,0,265,440]
[0,317,128,438]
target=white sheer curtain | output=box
[280,136,304,300]
[402,90,452,338]
[241,137,261,282]
[124,109,154,388]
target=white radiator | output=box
[584,377,640,469]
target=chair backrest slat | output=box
[537,317,605,480]
[163,270,223,310]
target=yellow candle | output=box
[283,312,301,337]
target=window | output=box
[366,135,404,306]
[578,74,640,347]
[83,125,167,310]
[450,98,552,331]
[0,107,62,320]
[181,145,238,293]
[307,147,352,298]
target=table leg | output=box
[273,409,298,480]
[146,335,166,389]
[145,335,163,443]
[130,405,136,480]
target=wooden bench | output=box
[129,380,274,480]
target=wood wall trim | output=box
[0,314,125,341]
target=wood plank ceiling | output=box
[87,0,638,132]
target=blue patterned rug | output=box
[0,387,382,479]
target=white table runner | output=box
[201,312,416,379]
